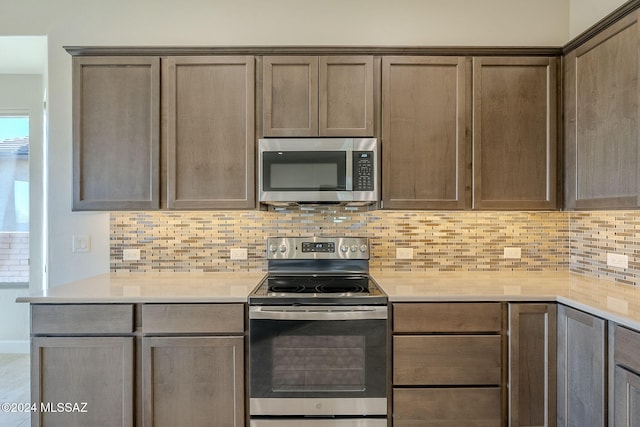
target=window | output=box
[0,114,29,283]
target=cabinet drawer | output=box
[393,387,502,426]
[394,335,501,385]
[615,324,640,374]
[142,303,244,334]
[31,304,134,335]
[393,303,502,333]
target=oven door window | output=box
[262,151,347,191]
[250,319,386,398]
[272,335,365,392]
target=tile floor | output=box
[0,354,30,427]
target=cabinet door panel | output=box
[393,302,502,333]
[164,56,255,209]
[614,366,640,427]
[394,335,501,385]
[382,56,470,209]
[473,57,557,209]
[31,337,134,427]
[393,388,502,427]
[263,56,318,136]
[509,303,557,427]
[565,11,640,209]
[142,336,244,427]
[73,56,159,210]
[557,305,606,427]
[319,56,374,136]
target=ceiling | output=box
[0,36,47,75]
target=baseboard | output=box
[0,340,29,354]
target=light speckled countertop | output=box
[16,272,266,303]
[16,270,640,331]
[373,271,640,330]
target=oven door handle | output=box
[249,305,387,321]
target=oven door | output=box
[249,305,387,417]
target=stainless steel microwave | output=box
[258,138,378,206]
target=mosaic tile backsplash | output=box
[570,211,640,286]
[110,209,570,274]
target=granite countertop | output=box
[16,270,640,331]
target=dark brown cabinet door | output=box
[262,56,319,136]
[73,56,160,210]
[319,56,374,136]
[381,56,470,209]
[163,56,255,209]
[557,305,606,427]
[142,336,244,427]
[31,337,134,427]
[564,11,640,209]
[509,303,557,427]
[263,55,374,137]
[473,57,558,210]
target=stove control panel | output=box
[267,237,369,260]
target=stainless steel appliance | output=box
[258,138,378,206]
[249,236,388,427]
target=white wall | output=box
[1,0,621,288]
[570,0,629,38]
[0,74,43,352]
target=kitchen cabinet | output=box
[381,56,471,210]
[141,304,245,427]
[508,303,557,427]
[612,324,640,426]
[392,302,504,426]
[163,56,255,209]
[472,57,558,210]
[30,304,135,427]
[72,56,160,210]
[28,303,245,427]
[564,11,640,209]
[262,55,374,137]
[71,53,256,211]
[557,305,606,427]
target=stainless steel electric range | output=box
[248,236,388,427]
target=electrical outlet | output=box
[72,235,91,253]
[504,247,521,259]
[123,249,141,261]
[230,248,248,260]
[396,248,414,260]
[607,253,628,269]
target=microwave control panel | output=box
[353,151,374,191]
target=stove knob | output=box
[360,244,368,253]
[269,245,277,253]
[350,244,358,252]
[279,245,287,253]
[340,245,349,253]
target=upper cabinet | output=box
[381,56,470,210]
[564,11,640,209]
[262,55,374,137]
[72,54,256,211]
[472,56,558,210]
[73,56,160,210]
[163,56,255,209]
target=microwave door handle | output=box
[249,306,387,321]
[345,150,353,191]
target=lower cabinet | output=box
[31,336,134,427]
[557,305,606,427]
[392,303,505,426]
[29,302,245,427]
[508,303,557,427]
[612,325,640,427]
